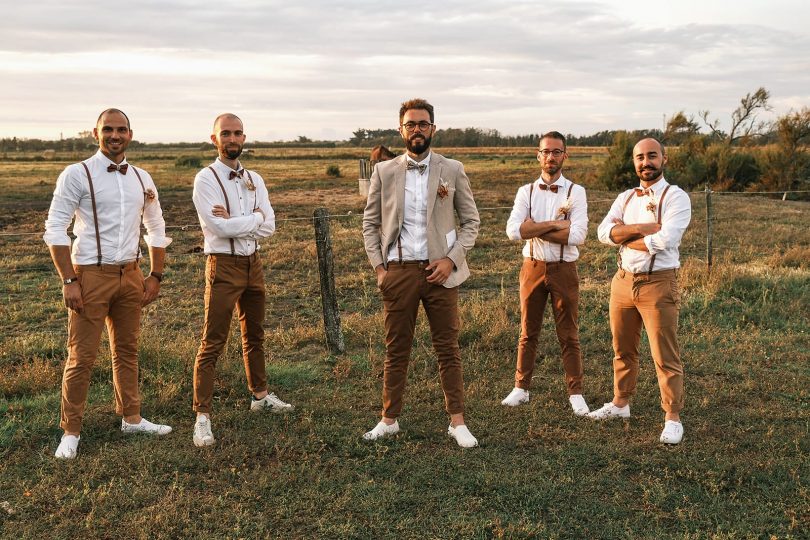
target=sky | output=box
[1,0,808,143]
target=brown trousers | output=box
[380,262,465,418]
[609,269,684,413]
[60,262,143,433]
[193,253,268,413]
[515,259,584,394]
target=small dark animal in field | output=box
[370,145,396,164]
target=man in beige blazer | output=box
[362,98,480,447]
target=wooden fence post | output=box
[313,208,345,354]
[705,184,713,273]
[358,159,370,197]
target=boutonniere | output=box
[557,197,573,217]
[437,179,449,199]
[646,195,658,214]
[144,188,156,201]
[244,178,256,191]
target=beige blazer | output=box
[362,152,480,288]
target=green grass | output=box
[0,147,807,539]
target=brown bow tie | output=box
[538,183,558,193]
[406,162,427,174]
[229,169,244,180]
[635,188,652,197]
[107,163,128,174]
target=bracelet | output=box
[149,272,164,283]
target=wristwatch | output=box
[149,272,164,283]
[63,277,78,285]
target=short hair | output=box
[213,113,243,132]
[96,108,130,130]
[399,98,434,124]
[539,131,566,149]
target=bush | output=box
[175,156,202,168]
[597,131,636,190]
[326,165,342,177]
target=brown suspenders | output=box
[208,166,258,256]
[618,185,672,274]
[527,181,575,263]
[81,161,147,265]
[80,162,103,266]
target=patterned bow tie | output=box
[107,163,128,174]
[229,169,244,180]
[406,162,427,174]
[635,188,652,197]
[538,183,559,193]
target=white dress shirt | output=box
[506,175,588,262]
[597,177,691,272]
[192,158,276,255]
[43,150,171,264]
[387,152,430,261]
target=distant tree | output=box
[297,135,312,143]
[700,87,771,145]
[663,111,701,146]
[758,107,810,193]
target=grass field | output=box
[0,147,807,539]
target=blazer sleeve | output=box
[446,161,479,268]
[362,163,384,269]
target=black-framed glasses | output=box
[401,121,434,133]
[538,149,565,158]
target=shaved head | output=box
[97,108,130,130]
[213,113,242,133]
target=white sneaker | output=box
[569,394,590,416]
[121,418,172,435]
[193,416,215,447]
[55,434,80,460]
[660,420,684,444]
[501,387,530,407]
[448,424,479,448]
[588,402,630,420]
[363,420,400,441]
[250,392,294,413]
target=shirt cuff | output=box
[644,235,659,254]
[43,232,72,246]
[601,224,620,247]
[144,235,173,248]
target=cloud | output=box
[2,0,808,141]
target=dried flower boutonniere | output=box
[437,179,450,199]
[244,178,256,191]
[646,196,658,214]
[557,197,573,217]
[144,188,156,201]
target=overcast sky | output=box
[2,0,808,143]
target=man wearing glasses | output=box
[362,98,481,447]
[501,132,590,417]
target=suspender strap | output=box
[131,167,147,262]
[647,184,672,274]
[81,162,102,266]
[559,183,574,262]
[527,183,534,261]
[208,166,235,255]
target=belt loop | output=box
[619,269,626,279]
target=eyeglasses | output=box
[538,149,565,158]
[401,121,434,133]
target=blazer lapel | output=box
[395,154,407,226]
[425,153,442,226]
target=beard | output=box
[637,165,664,182]
[405,134,431,155]
[542,162,561,176]
[221,144,243,160]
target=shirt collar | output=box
[639,176,668,195]
[214,157,243,178]
[406,152,431,166]
[535,174,567,189]
[94,149,128,169]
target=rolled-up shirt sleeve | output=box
[252,173,276,239]
[140,172,172,248]
[566,184,588,246]
[43,166,81,246]
[597,192,629,247]
[506,185,529,241]
[644,189,691,254]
